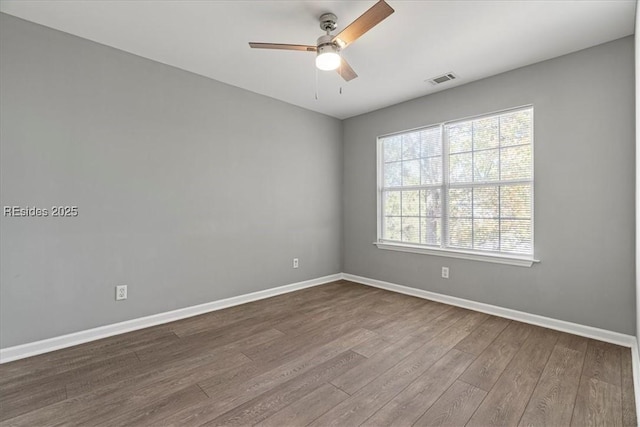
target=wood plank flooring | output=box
[0,280,636,426]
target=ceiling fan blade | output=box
[249,42,317,52]
[337,58,358,81]
[332,0,394,49]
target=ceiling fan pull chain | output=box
[339,55,343,95]
[315,66,319,100]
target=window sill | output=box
[374,241,540,267]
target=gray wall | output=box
[0,14,342,348]
[343,37,635,335]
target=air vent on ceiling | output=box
[427,72,458,85]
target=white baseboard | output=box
[1,271,636,368]
[631,339,640,419]
[342,273,636,348]
[0,273,342,364]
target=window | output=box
[377,106,535,266]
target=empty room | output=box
[0,0,638,426]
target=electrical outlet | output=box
[293,258,299,269]
[441,267,450,279]
[116,285,127,301]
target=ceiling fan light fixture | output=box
[316,50,341,71]
[315,37,341,71]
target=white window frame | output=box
[375,105,539,267]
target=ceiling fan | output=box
[249,0,394,82]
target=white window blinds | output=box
[379,106,533,257]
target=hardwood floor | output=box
[0,280,636,426]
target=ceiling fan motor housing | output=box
[316,34,338,53]
[319,13,338,32]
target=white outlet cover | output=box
[116,285,127,300]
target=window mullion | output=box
[498,117,502,252]
[383,184,443,191]
[400,136,404,242]
[471,122,475,250]
[447,179,531,189]
[379,138,385,241]
[442,123,449,250]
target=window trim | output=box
[375,105,538,267]
[373,241,540,267]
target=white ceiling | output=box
[0,0,636,119]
